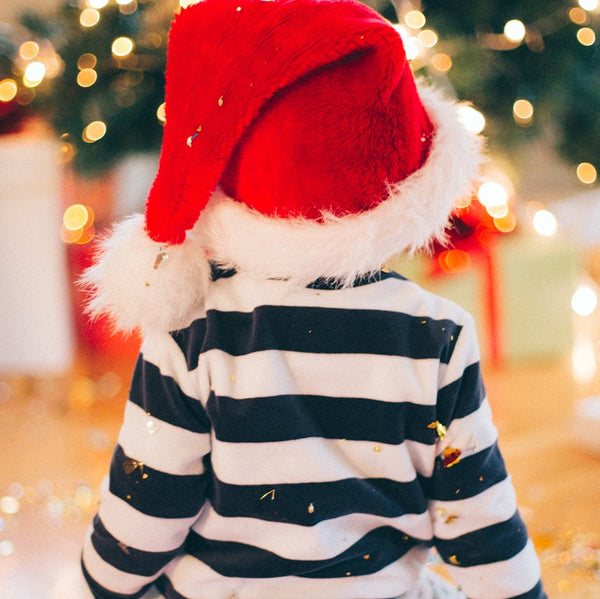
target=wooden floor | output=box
[2,348,600,598]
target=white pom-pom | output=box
[80,214,210,334]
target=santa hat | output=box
[83,0,483,333]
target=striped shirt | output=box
[82,270,546,599]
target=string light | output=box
[532,209,558,236]
[457,105,486,133]
[77,68,98,87]
[156,102,166,124]
[504,19,526,43]
[80,8,101,28]
[23,62,46,87]
[571,285,598,317]
[82,120,107,143]
[576,162,597,184]
[77,53,97,70]
[0,79,18,102]
[417,29,438,48]
[111,36,135,58]
[404,10,426,30]
[576,27,596,45]
[569,7,588,24]
[430,53,452,72]
[19,41,40,61]
[513,99,534,125]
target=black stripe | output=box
[436,361,486,424]
[90,515,179,577]
[420,443,508,501]
[210,476,427,525]
[207,392,438,444]
[509,580,547,599]
[435,511,530,567]
[82,559,151,598]
[307,270,405,289]
[109,445,208,518]
[185,526,425,578]
[173,306,462,371]
[130,356,211,434]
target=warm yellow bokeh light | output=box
[478,181,508,207]
[156,102,166,124]
[82,120,107,143]
[80,8,101,28]
[112,36,135,58]
[457,105,486,134]
[532,209,558,237]
[431,53,452,72]
[77,68,98,88]
[0,79,18,102]
[504,19,526,43]
[513,99,534,125]
[569,7,588,24]
[578,0,599,11]
[23,62,46,87]
[19,41,40,61]
[577,27,596,46]
[63,204,91,231]
[404,10,426,30]
[576,162,598,184]
[77,53,98,70]
[88,0,109,8]
[494,211,517,233]
[418,29,438,48]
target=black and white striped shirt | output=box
[82,270,545,599]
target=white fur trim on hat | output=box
[196,86,482,286]
[80,214,210,334]
[82,86,482,334]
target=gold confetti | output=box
[122,458,144,475]
[260,489,276,501]
[449,555,460,565]
[345,572,351,576]
[230,374,236,382]
[118,541,131,554]
[218,95,224,106]
[428,421,447,440]
[308,502,315,514]
[363,554,371,560]
[373,444,382,452]
[153,249,169,270]
[445,514,459,524]
[144,281,150,287]
[442,447,461,468]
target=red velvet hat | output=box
[146,0,434,245]
[84,0,482,333]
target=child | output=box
[81,0,547,597]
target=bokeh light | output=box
[576,162,598,184]
[457,105,486,134]
[111,36,135,58]
[577,27,596,46]
[405,10,426,30]
[504,19,526,43]
[0,79,18,102]
[532,209,558,236]
[513,99,534,125]
[571,285,598,317]
[23,62,46,87]
[19,41,40,61]
[80,8,101,28]
[82,120,107,143]
[77,68,98,88]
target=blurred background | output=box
[0,0,599,597]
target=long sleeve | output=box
[426,314,546,599]
[82,332,212,598]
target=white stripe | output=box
[445,540,542,599]
[97,478,199,552]
[165,545,429,599]
[439,312,480,389]
[438,399,498,460]
[119,402,210,476]
[204,348,442,405]
[429,478,517,540]
[141,333,205,401]
[192,505,433,560]
[211,436,432,484]
[82,528,158,594]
